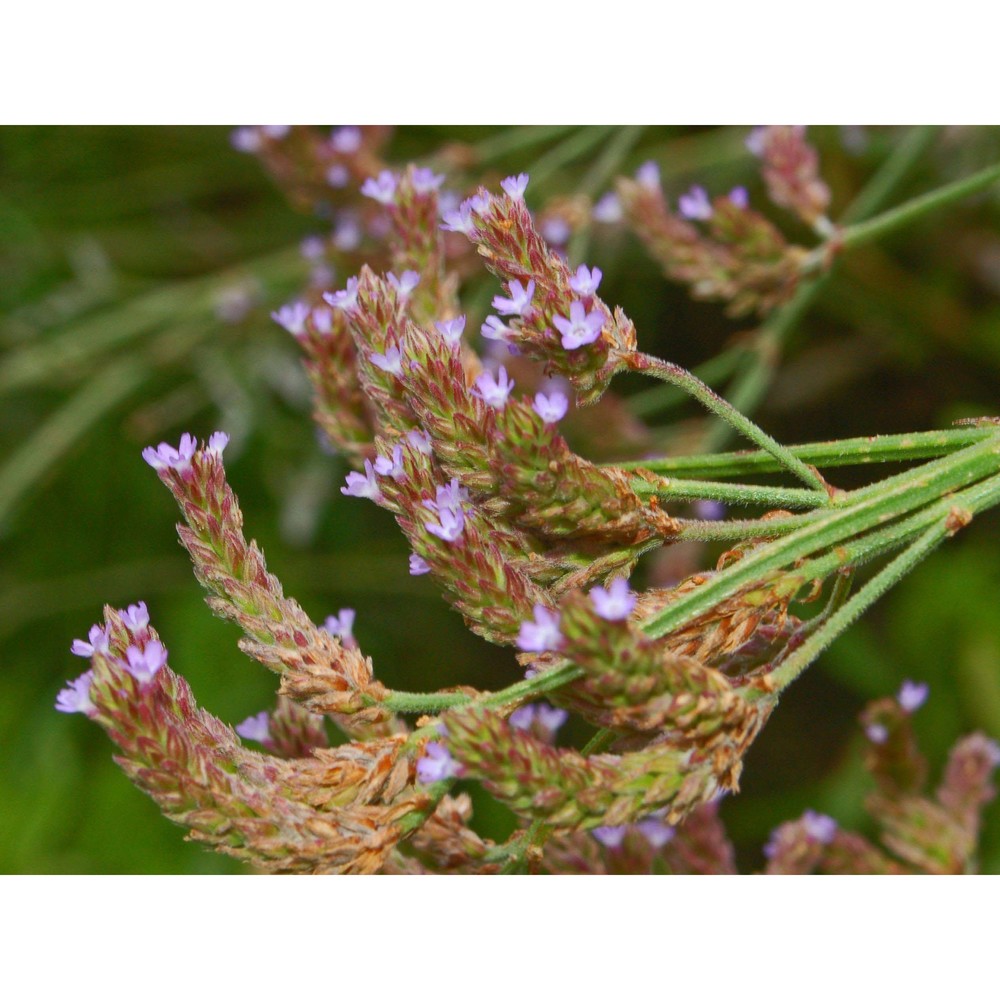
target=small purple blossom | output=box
[206,431,229,457]
[540,216,571,245]
[592,825,627,848]
[435,315,466,347]
[369,345,404,376]
[441,199,476,235]
[473,366,514,409]
[360,169,398,205]
[568,264,603,297]
[142,434,197,472]
[636,818,675,849]
[501,173,529,200]
[124,640,167,685]
[322,608,355,643]
[409,553,431,576]
[326,164,350,188]
[332,215,362,251]
[693,499,727,521]
[592,192,623,224]
[330,126,362,154]
[387,270,420,298]
[71,623,111,658]
[532,391,569,424]
[425,507,465,543]
[678,185,713,221]
[299,236,326,261]
[866,723,889,744]
[553,301,604,350]
[801,810,838,845]
[120,601,150,632]
[481,316,514,342]
[492,279,535,317]
[341,460,381,501]
[416,742,460,783]
[261,125,289,140]
[589,578,636,621]
[635,160,661,191]
[745,127,767,157]
[230,127,262,153]
[271,301,311,338]
[55,670,96,716]
[312,307,333,334]
[323,276,360,312]
[373,444,405,480]
[407,429,432,454]
[469,192,492,215]
[517,605,562,653]
[412,167,445,193]
[729,186,749,209]
[236,710,271,744]
[898,680,929,713]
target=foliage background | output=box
[3,125,1000,873]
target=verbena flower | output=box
[540,216,570,245]
[299,236,326,261]
[693,499,726,521]
[260,125,289,140]
[865,723,889,744]
[592,192,623,223]
[492,279,535,317]
[330,126,362,154]
[322,608,356,642]
[373,444,405,480]
[387,270,420,298]
[124,640,167,685]
[142,434,197,472]
[441,199,476,234]
[333,215,362,251]
[729,186,749,209]
[501,173,529,200]
[898,680,929,713]
[412,167,445,193]
[517,605,562,652]
[326,164,350,188]
[677,185,713,221]
[342,460,381,501]
[592,825,627,848]
[71,623,111,658]
[481,316,514,341]
[435,316,466,347]
[409,553,431,575]
[230,127,262,153]
[416,742,460,783]
[271,302,312,337]
[745,127,767,157]
[568,264,603,297]
[553,301,604,350]
[426,507,465,543]
[236,710,271,743]
[589,578,636,621]
[801,810,838,844]
[473,366,515,409]
[369,346,404,375]
[324,276,360,312]
[407,429,432,454]
[206,432,229,457]
[360,170,398,205]
[312,307,333,334]
[635,160,661,191]
[469,193,492,215]
[636,818,675,848]
[120,601,150,631]
[55,670,96,716]
[532,391,569,423]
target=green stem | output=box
[466,125,581,165]
[634,476,828,510]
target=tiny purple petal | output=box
[236,710,271,744]
[866,723,889,745]
[322,608,355,641]
[55,670,96,716]
[409,553,431,576]
[533,391,569,423]
[124,640,167,685]
[473,366,514,409]
[898,680,929,713]
[540,216,571,245]
[535,703,568,734]
[387,270,420,297]
[416,742,460,783]
[694,499,727,521]
[230,127,262,153]
[802,810,838,845]
[360,170,398,205]
[120,601,149,631]
[636,818,675,849]
[469,193,492,215]
[552,301,605,350]
[407,429,433,454]
[323,276,360,312]
[71,623,111,658]
[441,199,476,235]
[589,578,636,621]
[728,186,749,209]
[369,346,404,375]
[333,215,362,251]
[568,264,603,297]
[481,316,513,341]
[312,307,333,334]
[435,316,466,347]
[517,605,562,653]
[677,185,713,221]
[509,705,536,730]
[745,127,767,157]
[411,167,445,193]
[141,433,197,472]
[330,126,362,154]
[592,192,623,223]
[206,432,229,457]
[341,460,381,501]
[426,507,465,543]
[299,236,326,261]
[271,301,311,338]
[492,279,535,317]
[592,825,627,848]
[373,444,405,480]
[635,160,661,191]
[501,173,529,200]
[326,164,350,188]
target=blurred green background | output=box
[3,125,1000,873]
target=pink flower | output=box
[553,301,604,350]
[360,170,398,205]
[568,264,603,297]
[412,167,445,193]
[120,601,149,631]
[71,623,111,658]
[589,578,636,621]
[473,366,514,409]
[142,434,197,472]
[532,391,569,424]
[323,276,360,312]
[492,279,535,317]
[517,605,562,652]
[369,346,404,376]
[435,316,466,347]
[387,270,420,298]
[342,460,381,501]
[271,301,311,337]
[55,671,97,716]
[373,444,405,480]
[124,640,167,685]
[501,173,529,200]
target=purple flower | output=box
[333,215,362,251]
[236,710,271,744]
[592,192,623,224]
[341,460,381,501]
[568,264,603,297]
[55,670,96,716]
[409,553,431,576]
[693,499,726,521]
[373,444,405,480]
[206,431,229,457]
[407,429,432,454]
[428,478,469,513]
[71,623,111,658]
[677,185,713,221]
[230,127,262,153]
[537,702,568,734]
[532,391,569,423]
[801,810,838,845]
[501,173,529,200]
[124,640,167,685]
[540,216,570,245]
[299,236,326,261]
[387,270,420,298]
[745,127,767,157]
[865,723,889,745]
[592,825,627,848]
[426,506,465,543]
[435,316,466,347]
[441,199,476,235]
[636,818,675,849]
[323,276,360,312]
[412,167,445,193]
[360,170,398,205]
[469,193,492,215]
[416,742,460,783]
[481,316,514,342]
[271,302,311,338]
[330,126,362,154]
[589,578,636,621]
[142,433,197,472]
[312,307,333,334]
[553,301,604,350]
[517,605,562,653]
[898,680,929,713]
[635,160,661,191]
[369,345,404,376]
[473,366,514,409]
[322,608,355,642]
[120,601,150,632]
[261,125,289,140]
[729,186,749,209]
[492,279,535,317]
[326,164,350,188]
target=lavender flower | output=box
[592,825,627,848]
[412,167,445,193]
[120,601,150,631]
[592,192,623,223]
[729,186,749,209]
[55,670,96,716]
[360,170,398,205]
[677,185,713,221]
[636,818,675,848]
[236,710,271,744]
[416,742,460,783]
[326,164,350,188]
[441,199,476,235]
[333,215,362,251]
[260,125,289,140]
[532,391,569,423]
[435,316,466,347]
[299,236,326,261]
[508,705,537,730]
[635,160,661,191]
[693,499,727,521]
[387,270,420,298]
[540,216,570,245]
[898,680,929,713]
[501,173,529,200]
[568,264,603,297]
[481,316,514,342]
[492,279,535,317]
[745,127,767,157]
[517,605,562,653]
[409,553,431,576]
[865,723,889,744]
[553,301,604,350]
[323,276,360,312]
[230,127,262,153]
[312,307,333,334]
[407,429,433,454]
[369,345,404,376]
[124,640,167,685]
[341,460,381,501]
[271,302,311,338]
[373,444,405,480]
[509,703,568,736]
[589,578,636,621]
[469,193,492,215]
[71,623,111,658]
[322,608,356,643]
[801,810,838,845]
[330,126,362,154]
[142,434,197,472]
[473,366,514,409]
[425,507,465,543]
[206,431,229,457]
